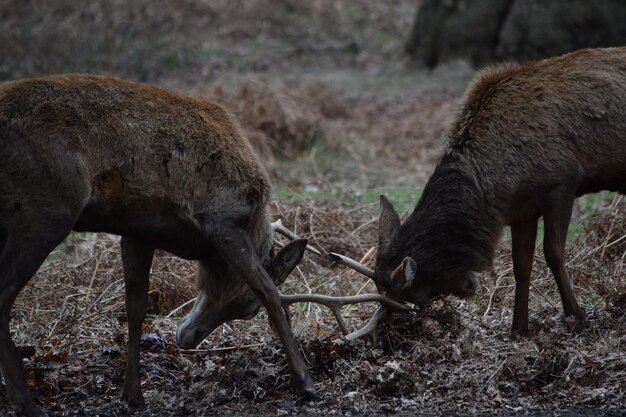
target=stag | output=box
[0,74,314,416]
[333,47,626,336]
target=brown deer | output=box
[334,47,626,336]
[0,74,316,416]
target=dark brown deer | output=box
[334,47,626,336]
[0,74,316,416]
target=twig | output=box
[309,212,326,255]
[83,254,102,303]
[179,342,264,353]
[167,297,198,318]
[530,281,558,311]
[483,267,513,318]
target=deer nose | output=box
[176,324,203,349]
[464,272,479,295]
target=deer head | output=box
[176,239,308,349]
[334,195,480,306]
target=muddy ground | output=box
[0,1,625,416]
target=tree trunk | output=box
[406,0,626,68]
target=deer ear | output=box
[390,257,417,290]
[378,195,401,253]
[272,239,307,285]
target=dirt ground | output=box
[0,1,624,416]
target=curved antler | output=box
[271,219,410,343]
[280,292,411,342]
[328,252,375,278]
[271,219,321,255]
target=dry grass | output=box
[3,197,624,416]
[190,79,461,189]
[0,0,416,84]
[203,81,349,169]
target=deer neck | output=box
[399,162,504,274]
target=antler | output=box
[328,251,375,278]
[280,293,408,342]
[271,218,411,343]
[271,219,322,255]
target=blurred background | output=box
[3,0,625,191]
[3,0,626,82]
[2,0,624,193]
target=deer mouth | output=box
[452,272,480,298]
[176,318,219,349]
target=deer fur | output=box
[376,47,626,335]
[0,74,314,417]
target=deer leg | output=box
[0,215,74,417]
[120,237,154,409]
[510,220,538,337]
[208,222,317,400]
[542,190,586,332]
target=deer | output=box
[330,47,626,337]
[0,73,318,416]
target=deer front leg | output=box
[209,220,318,400]
[0,304,43,417]
[542,189,586,332]
[121,237,155,409]
[0,213,75,417]
[510,220,538,337]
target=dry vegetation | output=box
[3,198,624,416]
[0,1,624,416]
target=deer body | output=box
[376,48,626,335]
[0,74,313,416]
[2,74,268,252]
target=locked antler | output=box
[280,294,408,341]
[272,218,412,342]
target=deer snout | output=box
[176,324,203,349]
[176,295,220,349]
[176,317,220,349]
[460,271,480,297]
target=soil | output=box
[0,1,624,416]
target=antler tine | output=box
[344,305,388,342]
[328,252,375,278]
[271,219,322,255]
[280,292,410,340]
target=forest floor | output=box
[1,1,624,416]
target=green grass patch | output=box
[193,44,256,69]
[356,188,422,214]
[273,186,422,216]
[502,192,618,243]
[502,218,583,244]
[275,186,617,244]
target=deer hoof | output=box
[564,313,586,334]
[299,387,321,402]
[292,371,319,401]
[122,389,146,410]
[509,326,529,339]
[15,401,45,417]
